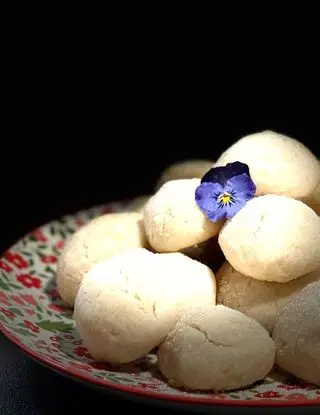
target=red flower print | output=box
[0,292,10,306]
[286,393,307,400]
[278,384,298,390]
[64,334,74,340]
[68,361,92,371]
[0,260,12,272]
[49,336,61,342]
[20,294,38,307]
[48,289,59,299]
[74,347,92,359]
[40,255,57,264]
[33,340,45,349]
[48,304,66,313]
[101,206,113,214]
[4,251,28,269]
[72,340,82,345]
[55,240,65,250]
[51,342,61,349]
[279,382,309,390]
[89,361,110,370]
[75,217,85,226]
[255,391,284,399]
[17,274,41,289]
[24,320,40,333]
[25,309,36,316]
[32,229,47,242]
[0,307,16,319]
[10,295,25,305]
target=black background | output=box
[1,75,320,413]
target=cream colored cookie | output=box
[144,179,223,252]
[304,163,320,215]
[218,195,320,283]
[157,305,275,391]
[214,130,320,199]
[155,252,217,310]
[56,212,148,308]
[216,261,320,333]
[74,248,175,364]
[272,281,320,387]
[155,159,214,190]
[74,249,216,364]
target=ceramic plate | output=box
[0,200,319,408]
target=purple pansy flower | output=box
[195,161,256,222]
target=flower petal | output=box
[225,161,250,179]
[225,173,256,203]
[201,166,230,185]
[221,197,247,219]
[201,162,250,186]
[195,182,226,222]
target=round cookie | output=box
[272,281,320,387]
[56,212,147,308]
[155,159,214,190]
[214,130,320,199]
[154,252,217,310]
[74,249,216,364]
[218,194,320,282]
[216,261,320,333]
[157,305,275,391]
[144,179,223,252]
[74,248,176,364]
[304,164,320,215]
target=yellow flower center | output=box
[218,193,233,206]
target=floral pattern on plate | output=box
[0,200,319,407]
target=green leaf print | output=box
[20,250,32,257]
[0,279,11,291]
[37,320,73,333]
[10,327,37,337]
[8,308,24,316]
[59,230,67,239]
[44,266,55,274]
[8,283,22,290]
[1,272,9,281]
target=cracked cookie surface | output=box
[157,304,276,391]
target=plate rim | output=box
[1,322,319,408]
